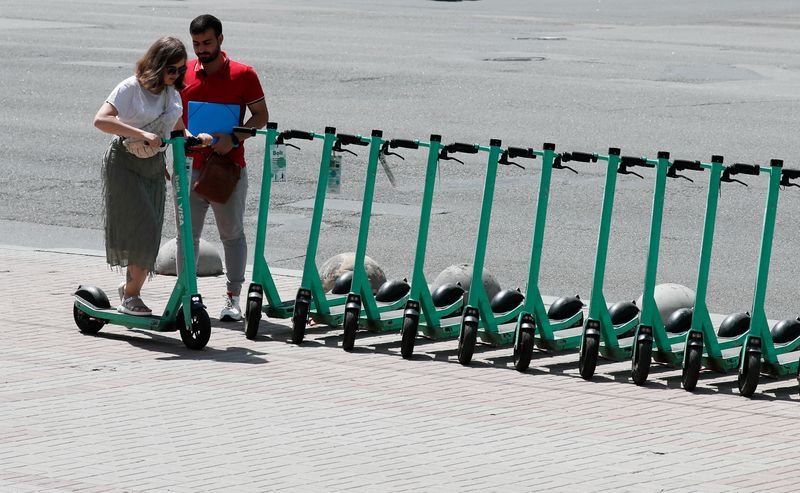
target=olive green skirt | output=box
[102,137,166,272]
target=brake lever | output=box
[333,141,357,156]
[438,150,464,165]
[285,143,301,151]
[380,142,404,160]
[553,157,578,174]
[499,153,524,169]
[667,168,693,183]
[617,165,643,179]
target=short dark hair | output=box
[135,36,187,91]
[190,14,222,37]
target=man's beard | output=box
[197,47,220,64]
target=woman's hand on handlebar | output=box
[142,131,161,148]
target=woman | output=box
[93,36,210,316]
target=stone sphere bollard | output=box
[635,283,696,325]
[319,252,386,294]
[431,264,501,303]
[154,238,223,277]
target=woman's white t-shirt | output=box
[105,75,182,141]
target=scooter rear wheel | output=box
[400,315,418,359]
[244,297,262,340]
[457,322,478,366]
[579,334,599,380]
[291,300,309,345]
[737,352,760,397]
[682,346,702,391]
[513,330,534,373]
[73,304,105,335]
[342,308,359,352]
[631,339,652,386]
[178,307,211,350]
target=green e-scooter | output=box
[730,161,800,396]
[73,131,211,350]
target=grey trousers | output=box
[175,167,248,296]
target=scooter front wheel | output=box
[291,300,309,345]
[682,346,702,391]
[579,334,599,380]
[631,339,652,386]
[73,304,105,335]
[513,330,534,373]
[457,322,478,366]
[342,308,359,352]
[400,315,418,359]
[179,307,211,350]
[244,297,262,340]
[737,352,760,397]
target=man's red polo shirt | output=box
[181,52,264,169]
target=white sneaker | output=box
[220,294,242,321]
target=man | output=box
[177,14,268,321]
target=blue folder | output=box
[187,101,240,137]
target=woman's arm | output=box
[93,102,161,147]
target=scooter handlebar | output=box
[506,146,536,159]
[336,133,369,146]
[444,142,479,154]
[728,163,761,175]
[782,168,800,180]
[389,139,419,150]
[233,126,258,137]
[281,129,315,141]
[561,151,597,163]
[672,159,703,171]
[620,155,653,168]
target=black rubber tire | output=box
[179,307,211,350]
[73,304,105,335]
[244,297,262,340]
[631,339,652,386]
[291,300,309,345]
[400,315,418,359]
[342,308,359,352]
[457,322,478,366]
[682,346,702,391]
[579,334,599,380]
[513,330,534,373]
[738,352,761,397]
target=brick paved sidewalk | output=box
[1,245,799,492]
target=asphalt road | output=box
[3,0,800,316]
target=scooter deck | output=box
[74,298,175,332]
[478,319,518,347]
[263,300,295,319]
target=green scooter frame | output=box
[733,161,800,397]
[627,155,706,385]
[408,140,507,355]
[338,130,420,350]
[291,130,402,345]
[457,142,582,366]
[243,123,331,340]
[73,131,211,350]
[511,146,616,372]
[343,135,465,354]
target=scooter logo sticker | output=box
[328,152,342,194]
[271,144,287,182]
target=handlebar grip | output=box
[283,129,314,141]
[729,163,761,176]
[233,126,257,136]
[184,136,202,148]
[336,133,368,146]
[672,159,703,171]
[506,146,536,159]
[563,151,595,163]
[446,143,479,154]
[620,156,649,167]
[170,130,184,139]
[782,168,800,180]
[389,139,419,150]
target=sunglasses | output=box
[166,65,187,76]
